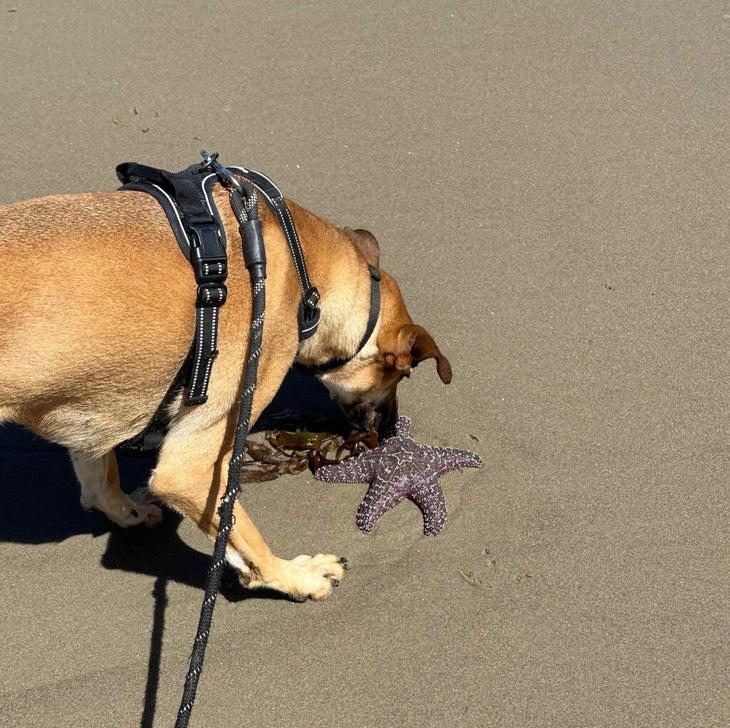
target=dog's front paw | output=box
[80,483,163,528]
[288,554,349,601]
[127,487,163,528]
[250,554,349,601]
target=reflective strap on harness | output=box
[186,216,227,406]
[229,166,322,341]
[116,162,228,406]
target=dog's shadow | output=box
[2,368,349,727]
[0,367,346,590]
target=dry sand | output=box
[0,2,726,726]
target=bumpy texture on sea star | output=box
[315,416,483,536]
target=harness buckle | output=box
[196,282,228,307]
[189,217,227,283]
[303,286,320,310]
[297,286,321,341]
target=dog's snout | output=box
[376,398,398,439]
[341,401,377,432]
[341,396,398,439]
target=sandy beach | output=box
[0,2,726,726]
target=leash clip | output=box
[200,149,244,195]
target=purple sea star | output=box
[315,416,483,536]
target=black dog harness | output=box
[117,160,232,407]
[115,154,380,454]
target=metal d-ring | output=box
[200,149,244,195]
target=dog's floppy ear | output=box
[344,227,380,268]
[389,324,453,384]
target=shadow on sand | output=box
[0,366,348,726]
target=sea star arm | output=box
[315,415,482,537]
[418,445,483,476]
[356,474,409,534]
[314,454,377,484]
[407,478,447,536]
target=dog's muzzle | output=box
[341,396,398,439]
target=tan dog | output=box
[0,182,451,601]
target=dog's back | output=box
[0,192,195,453]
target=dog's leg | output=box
[70,450,163,528]
[150,420,346,601]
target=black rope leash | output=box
[175,154,266,728]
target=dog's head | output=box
[318,228,452,437]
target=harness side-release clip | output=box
[189,217,227,284]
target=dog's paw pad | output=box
[128,488,163,527]
[279,553,347,601]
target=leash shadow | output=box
[105,508,289,728]
[0,368,347,728]
[0,368,344,728]
[130,368,344,727]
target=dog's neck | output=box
[286,205,378,370]
[295,259,377,370]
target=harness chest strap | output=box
[116,162,230,408]
[295,263,381,375]
[229,166,382,362]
